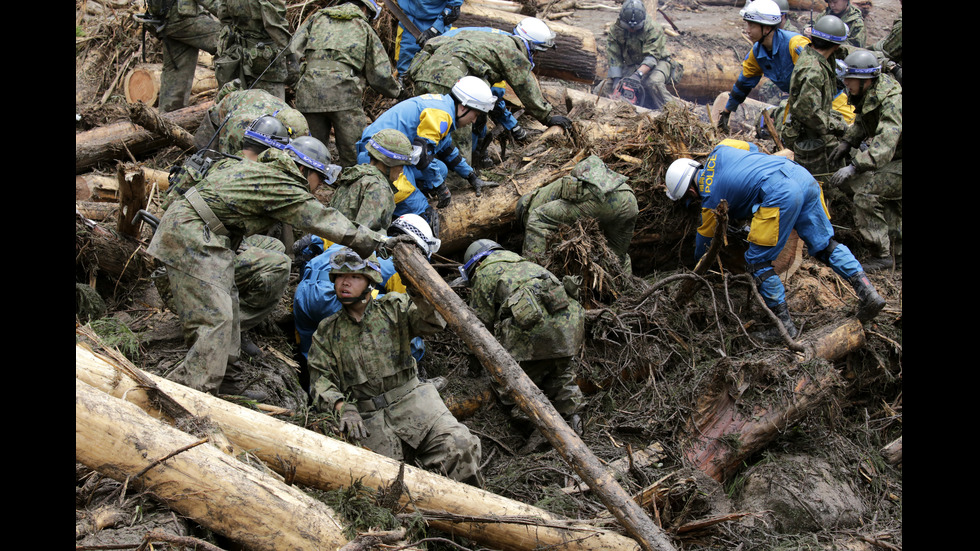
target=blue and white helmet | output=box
[514,17,556,51]
[740,0,782,26]
[451,76,496,113]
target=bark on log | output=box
[76,168,172,202]
[682,317,867,482]
[129,101,199,152]
[76,214,155,284]
[392,243,677,551]
[117,165,147,238]
[75,102,211,173]
[124,63,217,107]
[76,378,351,551]
[76,344,643,551]
[880,436,902,466]
[457,4,601,83]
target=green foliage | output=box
[87,317,140,360]
[76,25,85,37]
[320,478,399,540]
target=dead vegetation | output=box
[76,1,902,550]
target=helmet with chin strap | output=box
[328,247,383,303]
[513,17,556,52]
[740,0,782,26]
[664,158,701,201]
[459,239,504,282]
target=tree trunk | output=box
[76,167,172,202]
[392,244,678,551]
[75,102,211,173]
[76,214,155,284]
[124,63,217,107]
[682,318,867,482]
[75,343,644,551]
[457,4,601,83]
[76,378,351,551]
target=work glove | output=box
[510,125,528,142]
[432,183,452,208]
[380,233,425,259]
[828,141,852,166]
[442,5,460,25]
[417,26,441,46]
[339,404,369,441]
[547,115,572,130]
[717,110,731,133]
[827,164,857,188]
[468,172,498,197]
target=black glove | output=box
[339,405,369,441]
[432,183,452,208]
[827,164,857,188]
[381,233,425,258]
[412,137,433,171]
[717,110,731,133]
[468,172,498,197]
[828,141,852,166]
[547,115,572,130]
[442,5,460,25]
[510,125,528,142]
[417,26,441,46]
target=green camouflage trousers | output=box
[360,382,483,486]
[156,14,221,112]
[844,159,902,260]
[304,108,369,168]
[492,357,583,417]
[522,182,638,274]
[166,234,290,393]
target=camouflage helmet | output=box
[243,116,289,150]
[842,49,882,79]
[460,239,504,281]
[618,0,646,31]
[327,247,384,286]
[811,14,849,45]
[366,128,416,167]
[772,0,790,13]
[570,155,628,189]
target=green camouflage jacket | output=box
[205,85,310,155]
[408,29,553,123]
[842,73,902,173]
[329,163,397,232]
[147,147,384,282]
[307,292,447,447]
[873,15,901,65]
[781,46,848,150]
[826,3,866,47]
[468,250,584,362]
[606,17,670,76]
[290,4,400,112]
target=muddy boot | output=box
[218,361,269,401]
[754,303,798,342]
[861,255,893,273]
[240,333,264,360]
[565,413,583,436]
[849,272,886,322]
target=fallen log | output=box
[76,213,155,285]
[881,436,902,467]
[76,378,351,550]
[129,101,198,152]
[682,317,867,482]
[457,4,601,83]
[392,243,678,551]
[76,167,172,202]
[709,92,778,136]
[75,102,211,173]
[124,62,217,107]
[76,343,643,551]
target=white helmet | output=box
[514,17,556,51]
[389,214,441,258]
[451,76,496,113]
[740,0,782,26]
[664,158,700,201]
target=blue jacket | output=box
[726,29,810,112]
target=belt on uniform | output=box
[357,376,419,413]
[184,187,229,240]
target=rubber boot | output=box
[861,255,893,273]
[755,302,798,342]
[849,272,886,322]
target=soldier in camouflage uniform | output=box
[461,241,585,434]
[604,0,679,110]
[147,137,389,395]
[871,11,901,84]
[214,0,297,100]
[307,248,482,486]
[516,155,638,275]
[406,19,571,163]
[822,0,866,47]
[773,0,800,33]
[827,50,902,271]
[289,0,401,167]
[143,0,222,113]
[193,80,309,155]
[780,15,851,175]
